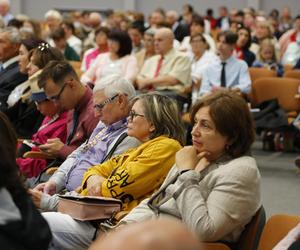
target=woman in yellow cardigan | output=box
[42,93,185,249]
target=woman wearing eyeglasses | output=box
[41,93,185,250]
[16,43,67,178]
[120,90,261,245]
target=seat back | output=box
[257,214,300,250]
[251,77,300,112]
[249,68,277,83]
[284,70,300,80]
[204,243,231,250]
[202,207,265,250]
[235,206,266,250]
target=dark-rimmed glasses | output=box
[48,84,67,102]
[93,94,118,111]
[129,110,145,120]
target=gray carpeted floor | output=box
[252,140,300,218]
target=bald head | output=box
[90,218,202,250]
[154,27,174,55]
[166,10,179,26]
[89,12,102,28]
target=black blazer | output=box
[173,22,189,42]
[0,61,28,110]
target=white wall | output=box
[136,0,248,17]
[9,0,300,20]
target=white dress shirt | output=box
[200,55,251,94]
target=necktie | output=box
[66,109,79,145]
[220,62,226,87]
[154,56,164,77]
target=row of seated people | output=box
[19,61,260,249]
[13,7,300,72]
[0,26,244,141]
[3,13,300,118]
[32,65,259,248]
[1,25,297,181]
[2,79,300,249]
[2,21,300,134]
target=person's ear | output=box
[66,78,75,89]
[118,94,127,109]
[149,123,155,133]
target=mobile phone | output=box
[32,141,42,146]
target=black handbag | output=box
[253,99,288,132]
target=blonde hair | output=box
[258,38,277,62]
[131,93,186,145]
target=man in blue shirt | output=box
[199,31,251,96]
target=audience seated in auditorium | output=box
[43,9,62,41]
[81,27,109,72]
[37,60,99,162]
[279,15,300,58]
[136,27,191,95]
[217,6,230,31]
[81,29,138,86]
[0,0,13,25]
[34,93,185,249]
[61,19,82,57]
[279,7,294,33]
[0,27,28,110]
[250,19,280,60]
[189,33,218,104]
[148,9,166,29]
[252,38,284,76]
[90,217,202,250]
[233,26,256,66]
[135,28,156,72]
[16,73,68,178]
[165,10,189,42]
[120,90,261,245]
[0,112,51,250]
[4,38,45,138]
[82,12,102,51]
[22,19,43,40]
[180,14,216,54]
[50,26,80,61]
[199,31,251,96]
[32,74,140,200]
[128,21,145,53]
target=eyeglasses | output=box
[34,99,49,106]
[48,84,66,102]
[93,94,118,111]
[129,110,145,120]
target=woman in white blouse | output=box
[189,33,218,103]
[81,29,138,86]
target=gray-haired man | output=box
[0,27,27,109]
[33,74,140,210]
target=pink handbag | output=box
[58,194,122,221]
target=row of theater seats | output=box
[248,68,300,124]
[204,208,300,250]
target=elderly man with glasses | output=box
[37,60,99,163]
[32,73,140,206]
[0,27,28,110]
